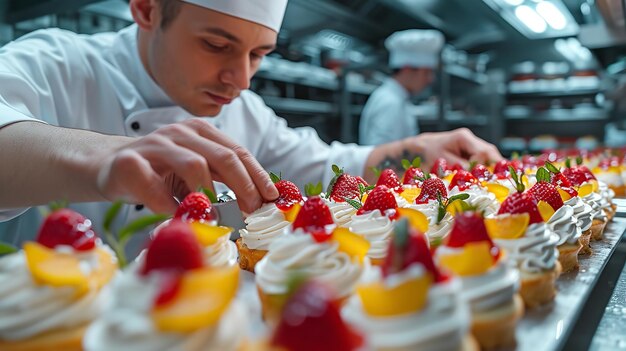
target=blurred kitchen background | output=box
[4,0,626,156]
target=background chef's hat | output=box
[385,29,444,69]
[180,0,288,32]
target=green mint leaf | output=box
[576,156,583,166]
[511,151,520,160]
[0,242,18,255]
[437,205,446,223]
[269,172,281,184]
[345,198,362,210]
[365,185,375,191]
[371,167,381,178]
[536,167,550,183]
[201,188,218,203]
[118,214,171,243]
[48,200,68,212]
[448,193,470,203]
[546,162,560,174]
[401,159,411,170]
[413,157,422,168]
[104,201,124,233]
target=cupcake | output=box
[343,219,477,351]
[489,171,561,308]
[529,168,582,273]
[448,170,499,217]
[0,209,117,351]
[349,185,399,264]
[436,211,522,349]
[84,220,244,351]
[593,157,625,196]
[237,174,303,272]
[399,157,426,205]
[410,176,455,246]
[255,196,368,324]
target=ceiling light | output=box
[504,0,524,5]
[536,1,567,30]
[515,5,547,33]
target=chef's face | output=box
[406,67,435,94]
[137,1,277,116]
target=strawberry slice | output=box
[36,209,97,251]
[470,163,492,182]
[415,177,447,204]
[430,158,449,177]
[270,173,304,211]
[448,169,478,191]
[375,168,402,193]
[271,281,364,351]
[292,196,336,242]
[445,212,497,252]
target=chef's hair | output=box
[157,0,182,29]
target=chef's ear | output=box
[130,0,161,31]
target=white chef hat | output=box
[180,0,288,32]
[385,29,444,69]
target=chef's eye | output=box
[204,41,227,51]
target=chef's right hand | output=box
[96,118,279,214]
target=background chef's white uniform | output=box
[359,29,444,146]
[0,25,373,249]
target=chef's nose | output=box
[220,54,251,91]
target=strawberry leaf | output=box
[412,157,422,168]
[331,164,342,175]
[546,162,560,174]
[305,182,323,197]
[104,201,123,233]
[119,214,171,242]
[269,172,281,184]
[509,166,524,193]
[536,167,550,183]
[401,159,411,170]
[576,156,583,166]
[437,204,447,223]
[469,160,477,171]
[0,242,18,255]
[511,151,519,160]
[201,188,218,204]
[345,198,362,210]
[48,200,68,212]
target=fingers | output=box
[452,128,503,164]
[98,149,178,214]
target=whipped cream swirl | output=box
[583,192,608,223]
[494,223,559,273]
[255,232,364,297]
[547,206,582,246]
[449,185,499,217]
[322,196,357,227]
[564,197,593,232]
[349,210,394,259]
[238,203,290,250]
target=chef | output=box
[0,0,501,244]
[360,29,444,145]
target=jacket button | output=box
[135,204,144,211]
[131,122,140,130]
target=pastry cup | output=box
[0,324,88,351]
[579,229,593,255]
[590,219,607,241]
[236,238,268,273]
[519,261,562,309]
[470,294,524,350]
[558,242,583,273]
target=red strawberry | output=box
[271,281,364,351]
[448,170,478,191]
[577,165,597,181]
[445,212,497,253]
[355,176,369,187]
[327,167,360,202]
[383,219,445,282]
[174,192,215,223]
[563,166,596,186]
[494,159,522,178]
[357,185,398,217]
[271,173,304,211]
[470,164,492,182]
[529,182,563,211]
[550,172,573,188]
[292,196,335,242]
[498,192,543,224]
[141,220,204,306]
[430,158,449,177]
[415,177,448,204]
[376,168,402,192]
[449,163,465,172]
[141,220,203,275]
[402,167,424,186]
[36,209,97,251]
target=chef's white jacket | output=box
[0,25,373,247]
[359,78,417,145]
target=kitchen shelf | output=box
[445,64,488,85]
[505,109,608,122]
[507,88,601,98]
[262,97,335,114]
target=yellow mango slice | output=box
[446,199,465,217]
[24,242,88,292]
[361,193,369,204]
[577,183,594,198]
[590,180,599,192]
[152,265,239,333]
[437,241,494,276]
[443,173,455,184]
[190,222,232,246]
[283,203,301,223]
[91,248,118,290]
[357,274,431,317]
[332,228,370,263]
[400,187,421,203]
[484,213,529,240]
[485,183,510,203]
[537,200,556,222]
[521,174,530,189]
[396,208,429,233]
[557,188,572,202]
